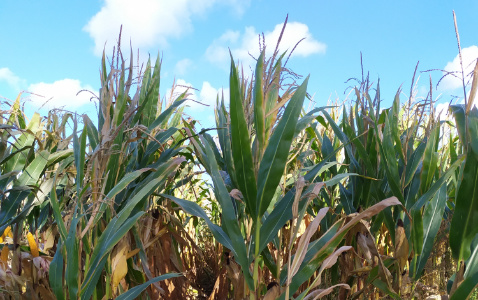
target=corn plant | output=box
[446,59,478,299]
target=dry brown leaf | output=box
[229,189,244,202]
[467,59,478,113]
[303,283,350,300]
[450,261,465,297]
[263,282,280,300]
[289,207,329,279]
[356,233,372,263]
[312,246,352,289]
[292,177,306,220]
[315,197,401,262]
[42,227,56,252]
[395,219,409,274]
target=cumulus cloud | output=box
[84,0,251,56]
[0,68,26,90]
[205,22,326,69]
[441,45,478,90]
[435,102,452,121]
[28,79,96,110]
[198,81,229,108]
[174,59,193,76]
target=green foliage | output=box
[1,28,477,300]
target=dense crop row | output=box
[0,32,477,299]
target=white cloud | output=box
[174,59,193,76]
[84,0,250,56]
[435,102,451,121]
[198,81,229,108]
[441,45,478,90]
[205,22,326,69]
[28,79,95,110]
[0,68,26,90]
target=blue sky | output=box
[1,1,478,128]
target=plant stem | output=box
[251,216,262,300]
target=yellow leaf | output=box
[111,238,129,293]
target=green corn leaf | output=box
[450,150,478,262]
[404,141,426,188]
[450,271,478,300]
[161,194,236,256]
[411,207,424,264]
[412,184,447,279]
[73,120,87,197]
[0,145,32,167]
[90,168,151,231]
[229,55,258,218]
[81,158,182,299]
[411,156,464,211]
[81,212,145,300]
[339,183,355,215]
[66,213,80,300]
[464,236,478,280]
[116,273,182,300]
[253,50,265,153]
[378,112,404,203]
[215,96,237,185]
[0,150,49,233]
[148,96,187,131]
[264,53,285,139]
[141,127,178,166]
[372,279,401,300]
[321,110,361,172]
[450,104,478,154]
[419,126,440,195]
[49,174,68,241]
[4,112,41,173]
[256,76,309,218]
[46,149,73,167]
[199,133,253,289]
[83,115,99,151]
[49,240,65,300]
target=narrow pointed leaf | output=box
[116,273,182,300]
[256,76,309,217]
[229,56,257,217]
[450,150,478,261]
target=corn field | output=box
[0,24,478,300]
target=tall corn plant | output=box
[301,73,466,298]
[164,45,402,299]
[447,58,478,299]
[46,45,188,299]
[0,95,75,297]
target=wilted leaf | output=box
[111,238,129,293]
[289,207,329,279]
[303,284,350,300]
[395,219,409,273]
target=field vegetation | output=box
[0,20,477,299]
